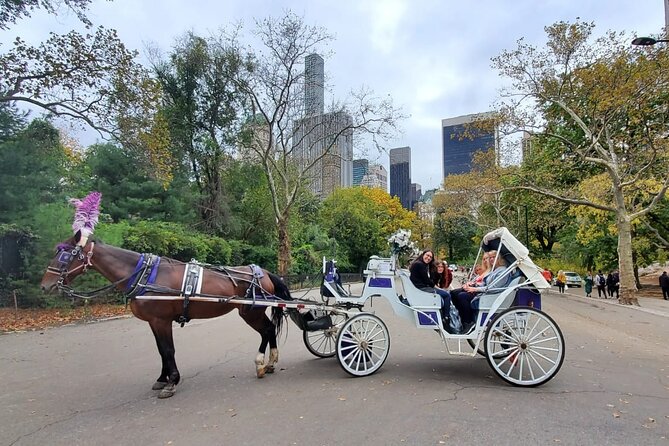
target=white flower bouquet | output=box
[388,229,419,257]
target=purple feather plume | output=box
[70,192,102,236]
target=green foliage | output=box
[151,31,248,233]
[221,159,276,244]
[227,240,277,271]
[0,119,69,225]
[122,221,231,264]
[83,143,196,223]
[320,188,385,271]
[432,215,478,263]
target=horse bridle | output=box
[46,242,95,288]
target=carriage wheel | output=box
[485,307,565,387]
[303,311,348,358]
[336,313,390,377]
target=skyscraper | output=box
[305,54,324,116]
[294,54,353,199]
[442,112,498,178]
[353,159,369,185]
[389,146,411,209]
[353,159,387,190]
[411,183,422,210]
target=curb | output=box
[551,289,669,319]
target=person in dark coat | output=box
[660,271,669,300]
[409,250,452,319]
[606,272,616,298]
[612,271,620,298]
[584,271,593,297]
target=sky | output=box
[2,0,666,191]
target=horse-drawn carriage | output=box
[294,226,565,387]
[41,193,564,398]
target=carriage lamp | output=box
[632,37,669,46]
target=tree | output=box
[0,0,162,146]
[150,32,249,232]
[234,12,404,275]
[0,0,94,30]
[83,143,196,223]
[0,119,69,224]
[320,187,415,270]
[492,21,669,304]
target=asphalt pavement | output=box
[2,283,669,445]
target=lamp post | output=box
[632,37,669,46]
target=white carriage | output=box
[294,227,565,387]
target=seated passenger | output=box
[452,251,511,332]
[409,250,452,321]
[435,260,452,291]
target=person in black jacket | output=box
[606,272,616,298]
[409,250,452,320]
[660,271,669,300]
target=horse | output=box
[40,231,291,398]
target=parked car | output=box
[448,264,457,271]
[564,271,582,288]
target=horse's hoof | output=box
[152,381,168,390]
[256,368,266,379]
[158,384,176,398]
[265,365,275,374]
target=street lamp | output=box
[632,37,669,46]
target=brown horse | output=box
[40,231,291,398]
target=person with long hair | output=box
[556,270,566,294]
[409,250,452,326]
[435,260,453,291]
[451,250,509,333]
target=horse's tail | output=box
[268,272,292,337]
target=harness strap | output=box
[178,261,204,327]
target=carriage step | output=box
[305,315,333,331]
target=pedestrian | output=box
[556,270,566,294]
[584,270,593,297]
[612,270,620,299]
[595,271,606,298]
[660,271,669,300]
[606,272,616,298]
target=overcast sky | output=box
[3,0,666,190]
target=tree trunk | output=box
[277,218,291,277]
[616,213,639,306]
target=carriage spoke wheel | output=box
[303,311,348,358]
[485,307,565,387]
[336,313,390,377]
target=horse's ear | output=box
[74,230,82,245]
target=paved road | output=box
[1,289,669,446]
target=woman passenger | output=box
[409,250,452,325]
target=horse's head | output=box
[40,231,94,294]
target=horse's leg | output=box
[149,318,180,398]
[240,309,277,378]
[265,314,279,374]
[149,324,169,390]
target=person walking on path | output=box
[595,271,607,298]
[660,271,669,300]
[584,271,593,297]
[612,270,620,299]
[606,272,616,298]
[556,270,567,294]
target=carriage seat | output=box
[470,276,523,312]
[396,270,441,308]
